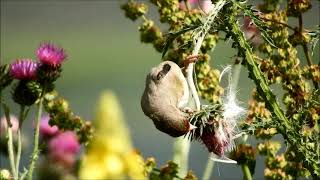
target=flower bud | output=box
[287,0,311,17]
[121,1,148,21]
[12,81,41,106]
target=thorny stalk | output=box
[26,97,43,180]
[173,1,227,178]
[298,14,318,88]
[186,1,227,179]
[187,0,226,111]
[15,105,25,179]
[3,106,17,179]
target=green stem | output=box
[15,105,25,179]
[229,17,291,133]
[15,130,21,179]
[192,2,227,179]
[202,159,214,180]
[302,43,318,88]
[231,59,242,91]
[4,110,16,178]
[228,8,320,177]
[241,164,252,180]
[188,0,226,111]
[299,14,318,88]
[172,137,190,177]
[27,97,43,180]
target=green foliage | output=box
[0,65,13,90]
[187,104,223,140]
[122,0,320,178]
[43,91,93,145]
[121,1,148,21]
[146,159,197,180]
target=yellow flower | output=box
[79,91,145,179]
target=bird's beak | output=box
[188,123,197,131]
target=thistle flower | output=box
[36,43,67,66]
[189,66,245,163]
[179,0,214,14]
[48,131,80,168]
[199,0,214,14]
[10,59,38,80]
[40,115,59,138]
[200,125,233,157]
[242,16,262,47]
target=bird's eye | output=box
[156,64,171,80]
[162,64,171,73]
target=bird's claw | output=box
[183,55,200,68]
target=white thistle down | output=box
[221,66,246,127]
[210,65,246,164]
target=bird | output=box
[141,61,196,137]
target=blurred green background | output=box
[1,0,319,179]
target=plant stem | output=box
[4,109,16,178]
[231,58,242,91]
[260,16,295,31]
[298,14,318,88]
[15,130,21,179]
[229,17,291,133]
[202,159,214,180]
[302,44,318,88]
[298,14,303,32]
[27,97,43,180]
[7,128,16,179]
[190,2,227,180]
[188,0,226,111]
[15,105,25,179]
[172,137,190,177]
[188,2,227,179]
[241,164,252,180]
[228,9,320,177]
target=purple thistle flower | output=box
[40,115,59,138]
[10,59,38,80]
[36,43,67,66]
[48,131,80,168]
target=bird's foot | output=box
[183,55,200,68]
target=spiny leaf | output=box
[187,104,223,140]
[162,25,200,58]
[232,0,277,48]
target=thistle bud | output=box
[121,1,148,21]
[12,81,41,106]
